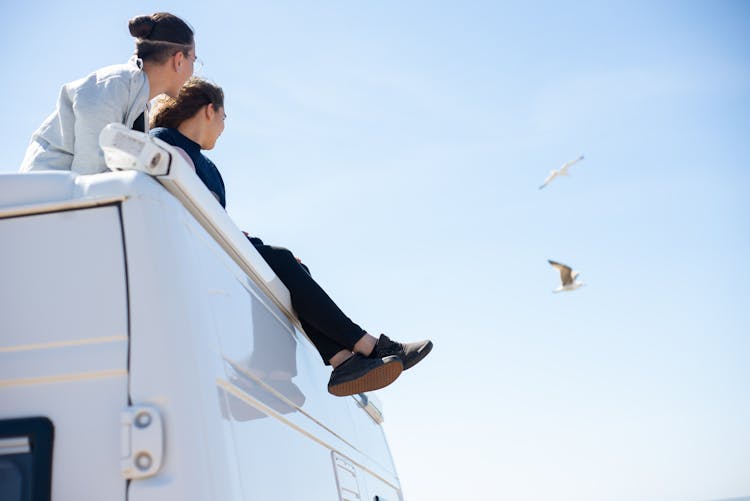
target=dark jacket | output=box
[150,127,226,208]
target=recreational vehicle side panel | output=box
[117,190,244,501]
[0,204,129,501]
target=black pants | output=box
[249,237,365,364]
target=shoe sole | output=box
[404,340,433,370]
[328,359,404,397]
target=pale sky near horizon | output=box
[2,2,749,500]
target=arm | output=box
[70,75,134,175]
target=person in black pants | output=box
[149,77,433,396]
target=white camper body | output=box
[0,133,403,501]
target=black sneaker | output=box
[370,334,433,370]
[327,354,403,397]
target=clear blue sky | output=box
[2,1,748,499]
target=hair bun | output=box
[128,15,156,38]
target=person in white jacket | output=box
[20,12,198,175]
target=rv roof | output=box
[0,167,296,326]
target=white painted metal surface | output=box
[0,201,129,500]
[0,138,404,500]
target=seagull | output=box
[548,260,584,292]
[539,155,584,189]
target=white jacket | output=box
[20,57,150,175]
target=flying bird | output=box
[539,155,584,189]
[548,260,584,292]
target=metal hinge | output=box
[121,405,164,479]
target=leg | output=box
[250,240,365,363]
[247,236,430,396]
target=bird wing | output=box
[558,155,584,175]
[548,259,573,285]
[539,170,558,189]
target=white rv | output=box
[0,126,404,501]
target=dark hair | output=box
[128,12,194,63]
[150,77,225,129]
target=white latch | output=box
[121,405,164,479]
